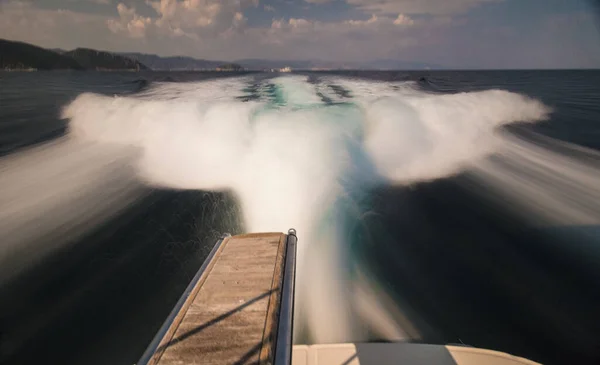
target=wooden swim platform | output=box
[138,228,544,365]
[138,229,297,365]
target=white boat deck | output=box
[292,343,541,365]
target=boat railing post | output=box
[274,228,297,365]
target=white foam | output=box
[35,75,553,344]
[136,76,252,102]
[364,89,551,183]
[323,77,551,184]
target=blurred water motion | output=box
[0,138,145,284]
[0,70,599,365]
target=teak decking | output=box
[139,232,293,365]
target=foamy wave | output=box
[135,77,252,102]
[323,77,551,183]
[63,92,260,191]
[365,89,551,183]
[58,75,552,344]
[0,74,551,344]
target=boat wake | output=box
[7,74,594,346]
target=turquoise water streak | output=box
[260,76,417,343]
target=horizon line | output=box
[4,37,600,71]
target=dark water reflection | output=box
[361,174,600,365]
[0,189,242,365]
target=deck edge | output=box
[259,233,287,364]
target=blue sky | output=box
[1,0,600,68]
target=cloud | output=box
[288,18,313,28]
[67,0,112,4]
[264,5,275,12]
[346,0,501,15]
[0,0,436,62]
[260,13,429,62]
[147,0,222,29]
[343,13,414,27]
[345,14,380,26]
[393,13,414,26]
[107,4,152,38]
[105,0,253,40]
[0,1,113,49]
[0,0,496,64]
[1,0,596,68]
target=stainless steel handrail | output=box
[274,228,298,365]
[137,233,231,365]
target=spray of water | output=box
[1,74,556,344]
[0,138,146,284]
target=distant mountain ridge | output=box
[65,48,147,71]
[120,55,439,71]
[120,52,225,71]
[234,58,441,70]
[1,38,441,71]
[0,39,83,70]
[360,59,442,70]
[1,39,146,71]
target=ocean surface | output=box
[0,70,599,365]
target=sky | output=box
[1,0,600,68]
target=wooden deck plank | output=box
[151,232,287,365]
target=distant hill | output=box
[233,59,356,70]
[0,39,147,71]
[0,39,83,70]
[360,59,442,70]
[233,58,440,70]
[50,48,67,55]
[0,38,441,71]
[120,53,226,70]
[64,48,147,71]
[120,54,307,71]
[216,63,244,71]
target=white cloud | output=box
[345,14,379,26]
[107,4,152,38]
[0,0,440,61]
[67,0,112,4]
[346,0,501,15]
[271,17,316,30]
[264,5,275,12]
[259,13,429,62]
[393,13,414,26]
[3,0,593,68]
[289,18,312,28]
[271,19,284,29]
[344,13,414,27]
[147,0,222,28]
[104,0,253,40]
